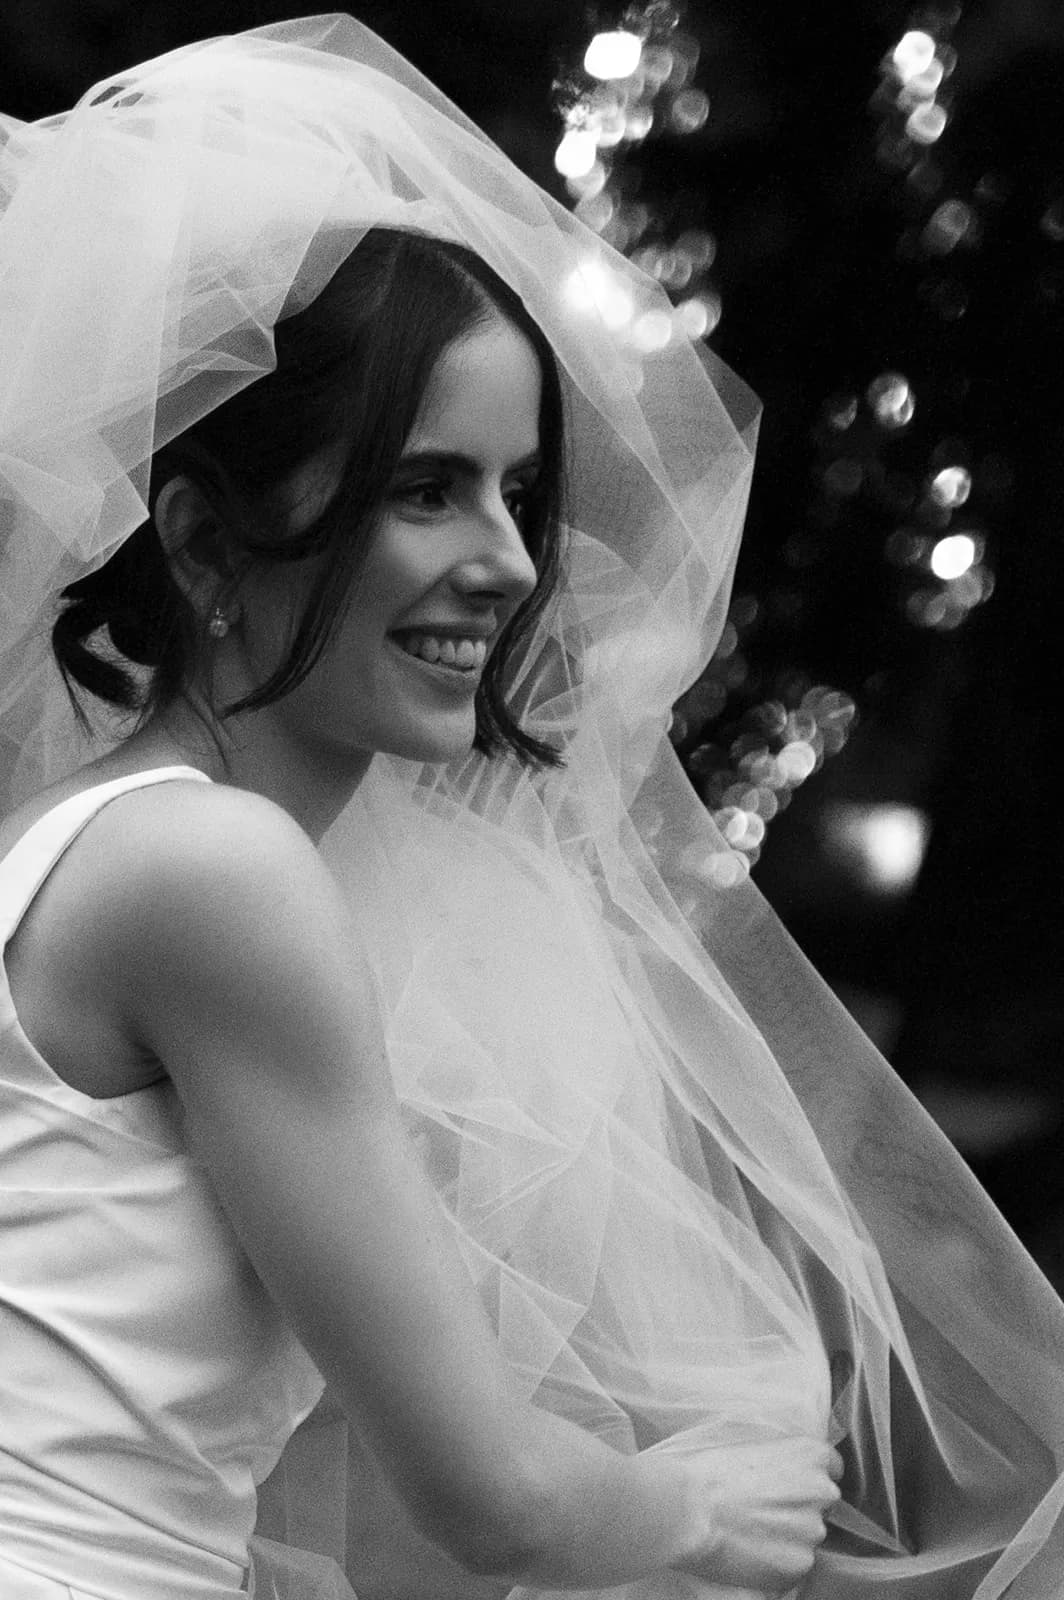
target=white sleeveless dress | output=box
[0,768,347,1600]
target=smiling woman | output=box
[138,312,545,790]
[302,318,542,769]
[51,230,567,808]
[1,15,1063,1600]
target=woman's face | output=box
[245,313,543,768]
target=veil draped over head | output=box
[1,16,1062,1599]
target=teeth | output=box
[398,634,488,671]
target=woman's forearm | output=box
[427,1413,837,1595]
[424,1404,700,1589]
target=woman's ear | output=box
[153,475,232,614]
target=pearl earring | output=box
[207,606,231,640]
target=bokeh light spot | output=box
[776,740,818,785]
[675,293,720,338]
[824,392,859,431]
[1041,201,1064,242]
[892,31,936,82]
[566,165,608,203]
[929,465,971,508]
[641,45,675,86]
[922,199,974,253]
[676,228,717,268]
[555,129,599,178]
[705,851,750,889]
[575,192,615,232]
[821,803,931,894]
[624,105,655,142]
[584,30,643,81]
[906,102,948,144]
[670,88,711,133]
[564,259,636,330]
[632,309,674,351]
[867,372,915,428]
[902,59,945,99]
[930,533,977,579]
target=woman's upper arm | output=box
[100,785,542,1561]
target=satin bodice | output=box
[0,768,324,1600]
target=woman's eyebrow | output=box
[396,448,543,474]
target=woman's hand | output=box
[673,1437,843,1594]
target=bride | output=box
[1,16,1061,1600]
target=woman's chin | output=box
[375,714,478,767]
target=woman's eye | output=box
[505,484,535,526]
[392,475,537,525]
[396,480,449,512]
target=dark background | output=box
[3,0,1061,1282]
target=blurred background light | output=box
[564,259,635,329]
[675,228,717,268]
[903,59,945,99]
[593,112,627,149]
[867,372,916,427]
[584,30,643,82]
[776,739,818,784]
[922,198,974,253]
[565,161,608,200]
[906,102,949,144]
[624,104,655,141]
[675,294,720,338]
[641,45,674,87]
[670,88,710,133]
[541,0,1064,1289]
[821,802,932,894]
[632,308,674,351]
[1041,200,1064,241]
[705,850,750,889]
[555,127,598,178]
[930,532,978,579]
[574,191,615,231]
[891,31,937,82]
[929,465,972,507]
[824,392,859,430]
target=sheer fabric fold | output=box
[1,15,1062,1598]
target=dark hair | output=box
[53,228,568,767]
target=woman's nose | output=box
[456,499,539,603]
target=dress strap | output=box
[0,766,211,949]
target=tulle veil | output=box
[1,16,1062,1598]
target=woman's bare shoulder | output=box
[73,776,341,933]
[2,771,355,1097]
[23,774,353,1018]
[2,768,310,884]
[1,763,289,861]
[89,778,385,1109]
